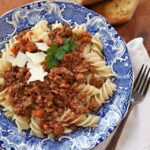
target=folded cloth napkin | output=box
[95,37,150,150]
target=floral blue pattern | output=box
[0,1,133,150]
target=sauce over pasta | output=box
[0,21,116,138]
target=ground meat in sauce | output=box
[0,25,104,137]
[11,39,38,55]
[15,30,29,40]
[90,76,105,88]
[60,51,96,83]
[48,24,73,46]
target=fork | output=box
[105,64,150,150]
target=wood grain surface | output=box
[116,0,150,56]
[0,0,150,56]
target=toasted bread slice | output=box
[91,0,140,25]
[54,0,105,5]
[80,0,105,5]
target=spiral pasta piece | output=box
[52,23,63,30]
[0,94,13,112]
[61,109,74,122]
[47,133,54,139]
[32,20,50,33]
[0,92,15,118]
[60,111,73,134]
[30,117,44,138]
[94,79,117,106]
[64,128,73,134]
[86,74,93,84]
[0,77,4,85]
[0,50,11,74]
[77,84,100,96]
[0,90,5,103]
[85,52,115,77]
[91,33,103,58]
[1,99,13,112]
[72,24,87,35]
[61,110,99,128]
[83,44,91,57]
[13,115,30,132]
[28,20,50,42]
[75,114,99,127]
[5,37,17,56]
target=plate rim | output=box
[0,1,134,149]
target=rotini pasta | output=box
[0,94,13,113]
[5,38,17,56]
[30,117,44,138]
[0,50,11,74]
[77,84,100,96]
[91,33,103,59]
[27,20,50,42]
[32,20,50,34]
[61,109,99,128]
[76,114,99,127]
[83,44,91,57]
[0,77,4,85]
[85,52,115,77]
[94,79,117,106]
[0,90,5,104]
[0,21,117,138]
[64,128,73,134]
[52,23,63,30]
[61,109,74,122]
[72,24,87,35]
[13,115,30,132]
[0,92,15,118]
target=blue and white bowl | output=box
[0,1,133,150]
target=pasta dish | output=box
[0,20,116,138]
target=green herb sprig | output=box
[45,38,77,69]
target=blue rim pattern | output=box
[0,1,133,150]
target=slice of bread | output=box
[90,0,140,25]
[80,0,105,5]
[54,0,105,5]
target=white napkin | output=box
[95,38,150,150]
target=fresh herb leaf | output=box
[63,44,70,52]
[45,44,59,69]
[55,48,66,60]
[63,38,77,52]
[47,44,58,54]
[45,55,58,69]
[49,58,58,68]
[64,37,72,45]
[45,38,77,69]
[71,42,77,51]
[46,57,58,69]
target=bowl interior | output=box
[0,1,133,150]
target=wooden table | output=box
[116,0,150,56]
[0,0,150,56]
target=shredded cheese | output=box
[6,51,48,83]
[26,52,46,65]
[6,51,29,67]
[35,43,49,52]
[28,64,48,83]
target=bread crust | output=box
[91,0,140,25]
[80,0,105,5]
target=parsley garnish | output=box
[45,38,77,69]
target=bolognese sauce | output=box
[0,24,105,137]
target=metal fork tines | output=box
[133,64,150,102]
[105,64,150,150]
